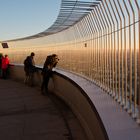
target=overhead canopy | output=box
[3,0,101,42]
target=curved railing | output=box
[9,64,109,140]
[9,64,140,140]
[1,0,140,124]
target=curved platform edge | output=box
[9,65,140,140]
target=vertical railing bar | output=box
[82,18,88,77]
[118,0,125,106]
[86,15,94,79]
[87,14,93,80]
[76,24,81,74]
[88,12,94,79]
[93,8,102,85]
[72,27,75,72]
[77,22,83,74]
[73,26,77,73]
[110,0,118,98]
[93,9,101,84]
[74,25,79,69]
[104,0,115,95]
[96,6,105,88]
[70,31,72,71]
[81,19,87,76]
[96,5,106,88]
[90,11,97,83]
[101,2,110,92]
[92,32,95,81]
[99,3,109,91]
[81,19,86,76]
[92,12,98,82]
[90,13,97,81]
[89,13,96,81]
[123,0,130,111]
[127,0,133,114]
[102,1,111,93]
[135,0,140,124]
[112,0,121,102]
[92,12,98,84]
[85,15,91,78]
[129,0,137,119]
[88,13,96,81]
[110,1,115,96]
[77,24,81,74]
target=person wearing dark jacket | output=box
[41,54,59,95]
[41,55,53,95]
[24,52,37,86]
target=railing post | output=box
[99,2,109,92]
[95,6,105,88]
[95,5,105,89]
[104,0,115,95]
[135,0,140,124]
[109,0,119,99]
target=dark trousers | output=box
[41,76,50,93]
[0,68,2,78]
[24,72,34,86]
[2,68,9,79]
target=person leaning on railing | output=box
[41,54,59,95]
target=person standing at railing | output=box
[24,56,31,84]
[41,55,53,95]
[41,54,59,95]
[24,52,37,86]
[2,54,10,79]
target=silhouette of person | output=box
[2,54,10,79]
[41,54,59,95]
[24,56,31,84]
[24,52,37,86]
[41,55,53,95]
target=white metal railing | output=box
[2,0,140,124]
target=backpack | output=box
[24,56,30,67]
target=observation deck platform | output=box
[0,79,87,140]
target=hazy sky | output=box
[0,0,61,41]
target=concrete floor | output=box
[0,79,87,140]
